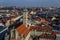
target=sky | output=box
[0,0,60,7]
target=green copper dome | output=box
[23,8,28,12]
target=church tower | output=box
[23,8,28,27]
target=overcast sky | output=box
[0,0,60,7]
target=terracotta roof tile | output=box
[16,24,30,37]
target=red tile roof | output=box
[52,32,60,35]
[30,26,52,32]
[40,34,56,39]
[16,24,30,37]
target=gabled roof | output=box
[16,24,30,37]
